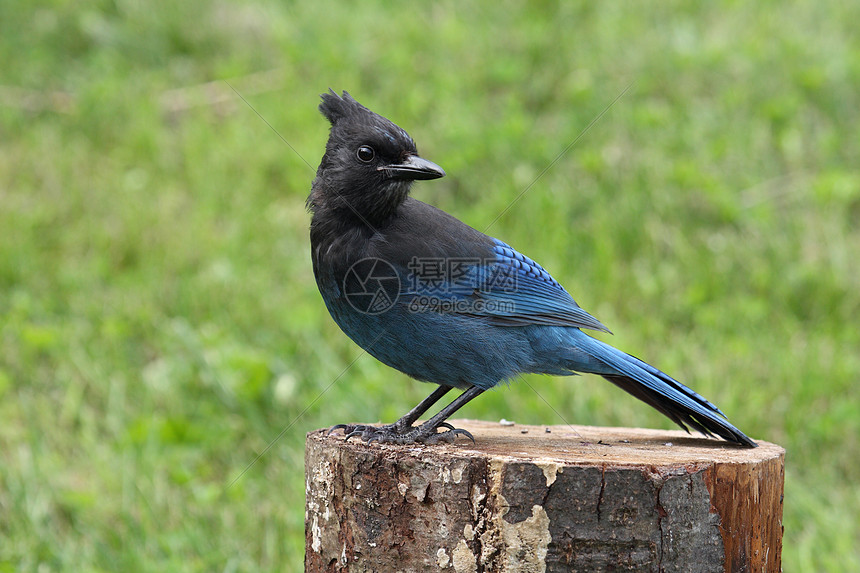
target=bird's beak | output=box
[380,154,446,181]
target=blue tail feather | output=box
[563,330,755,447]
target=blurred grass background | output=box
[1,0,858,570]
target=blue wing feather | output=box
[403,238,610,333]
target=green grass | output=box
[2,0,859,570]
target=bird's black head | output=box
[308,90,445,224]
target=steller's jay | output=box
[308,90,755,447]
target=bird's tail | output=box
[569,332,756,447]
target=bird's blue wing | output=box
[403,238,610,333]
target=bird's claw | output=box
[326,424,350,436]
[344,430,364,441]
[451,428,476,443]
[424,427,475,444]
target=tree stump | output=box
[305,420,784,572]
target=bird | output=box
[307,89,756,448]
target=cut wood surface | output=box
[305,420,784,572]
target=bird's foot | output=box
[417,422,475,444]
[327,422,402,443]
[327,421,474,445]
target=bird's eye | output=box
[356,145,375,163]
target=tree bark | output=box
[305,420,784,572]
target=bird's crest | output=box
[319,90,370,126]
[318,90,416,153]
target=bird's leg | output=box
[409,386,484,444]
[328,385,452,441]
[391,385,454,431]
